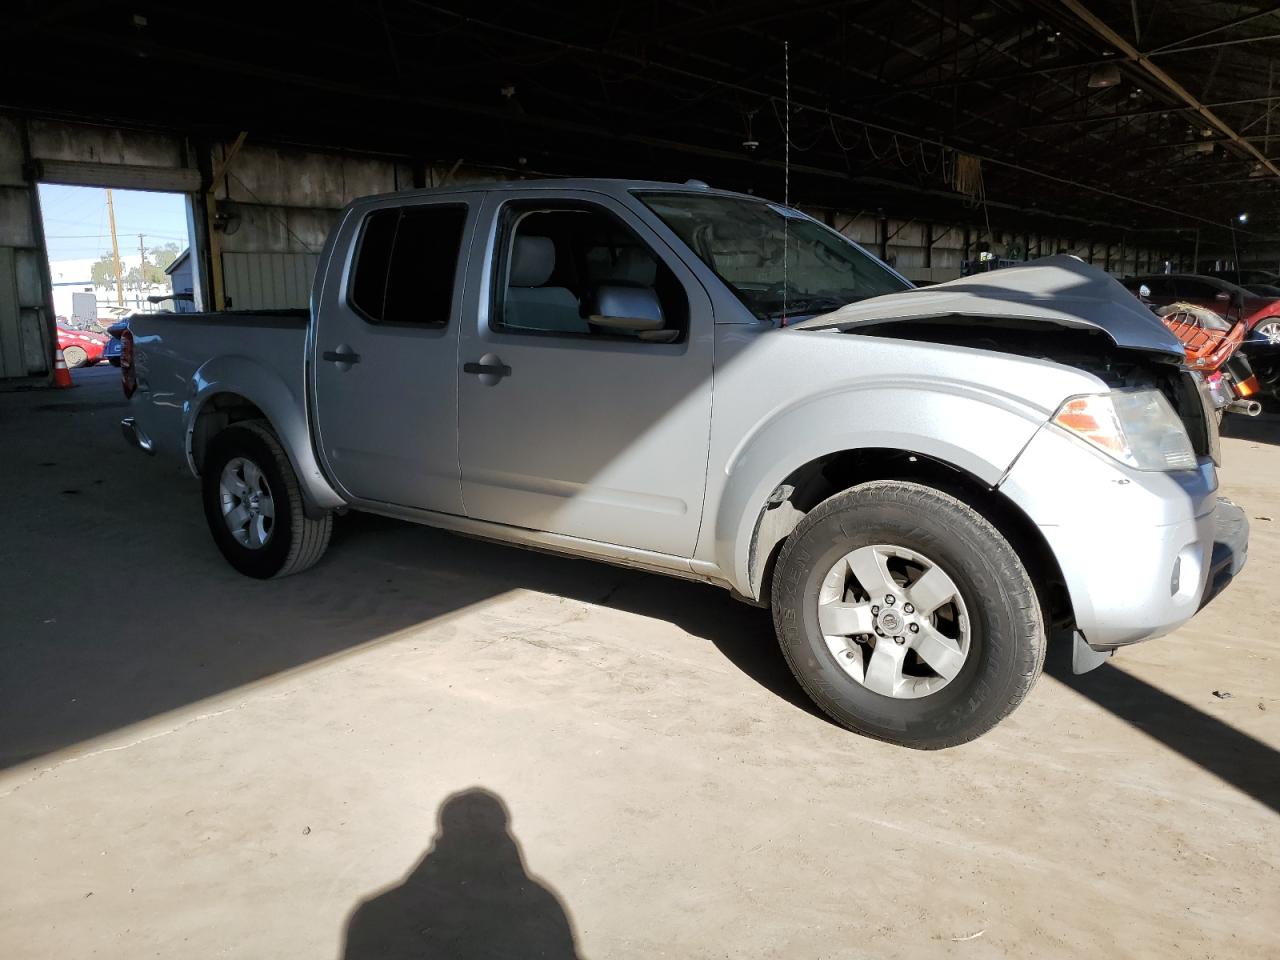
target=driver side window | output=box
[1176,279,1219,300]
[492,204,688,343]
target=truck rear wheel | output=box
[771,480,1045,749]
[201,420,332,579]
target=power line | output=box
[44,233,188,241]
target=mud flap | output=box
[1072,630,1113,675]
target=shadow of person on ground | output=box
[341,788,581,960]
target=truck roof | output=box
[349,177,766,207]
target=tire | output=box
[108,357,121,367]
[1257,320,1280,344]
[201,420,332,579]
[771,480,1045,749]
[62,345,87,368]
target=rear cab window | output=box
[349,205,468,326]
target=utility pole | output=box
[138,233,146,307]
[106,189,124,305]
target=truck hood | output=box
[797,255,1186,359]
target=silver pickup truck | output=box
[121,178,1247,748]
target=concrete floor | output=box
[2,365,1277,959]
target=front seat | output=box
[505,235,589,334]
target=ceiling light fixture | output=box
[1088,63,1121,88]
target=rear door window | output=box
[349,205,468,326]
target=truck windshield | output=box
[637,192,910,321]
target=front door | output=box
[457,191,713,558]
[312,195,478,513]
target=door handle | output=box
[463,356,512,380]
[323,347,361,364]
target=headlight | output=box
[1052,388,1197,471]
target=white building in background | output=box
[47,255,171,320]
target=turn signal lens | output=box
[1053,395,1127,457]
[1052,389,1197,472]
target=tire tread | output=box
[212,420,332,578]
[772,479,1045,749]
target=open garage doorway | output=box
[36,184,197,372]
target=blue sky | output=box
[38,184,191,263]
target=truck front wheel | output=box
[771,480,1045,749]
[201,420,332,579]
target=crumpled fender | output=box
[185,354,346,510]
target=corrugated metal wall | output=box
[223,252,320,309]
[0,117,52,380]
[211,142,413,310]
[0,112,1201,382]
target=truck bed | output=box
[128,309,311,466]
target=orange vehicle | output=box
[1151,301,1246,373]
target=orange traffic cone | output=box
[53,348,74,389]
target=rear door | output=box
[456,190,714,558]
[312,194,479,513]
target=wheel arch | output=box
[742,448,1074,632]
[188,392,268,476]
[185,357,345,514]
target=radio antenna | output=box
[782,39,790,324]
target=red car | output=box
[56,324,107,368]
[1123,274,1280,343]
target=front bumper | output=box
[1201,497,1249,610]
[999,425,1248,651]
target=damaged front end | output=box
[797,255,1215,464]
[795,256,1243,671]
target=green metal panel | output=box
[0,248,26,378]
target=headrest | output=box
[612,248,658,286]
[510,235,556,287]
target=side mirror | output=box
[587,285,665,333]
